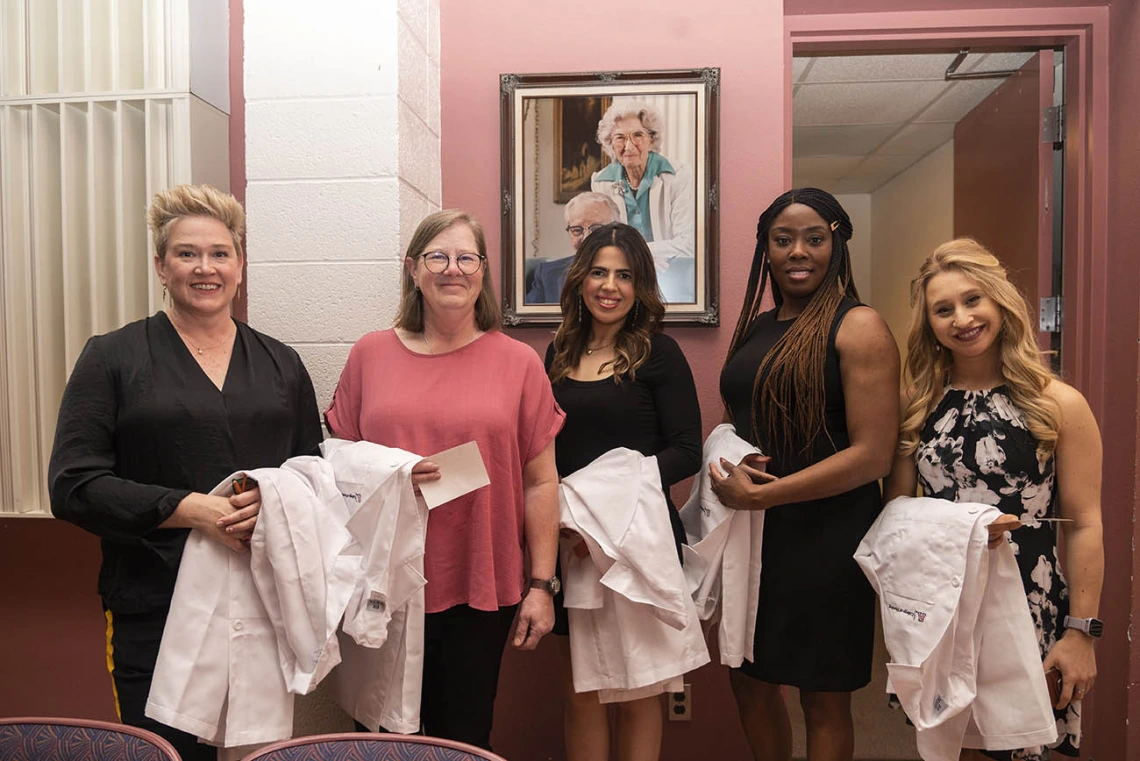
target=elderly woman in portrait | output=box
[591,99,695,274]
[48,184,323,760]
[325,209,564,751]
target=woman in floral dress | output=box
[884,238,1104,761]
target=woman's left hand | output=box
[218,487,261,540]
[709,457,777,511]
[512,588,554,651]
[1043,631,1097,709]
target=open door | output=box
[953,51,1060,358]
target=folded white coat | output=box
[678,423,765,667]
[146,456,356,747]
[855,496,1058,761]
[559,447,710,703]
[319,438,427,736]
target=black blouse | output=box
[48,311,323,614]
[544,332,702,507]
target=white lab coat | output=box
[559,448,709,703]
[319,439,427,735]
[678,424,765,667]
[146,457,355,747]
[591,162,695,261]
[855,496,1058,761]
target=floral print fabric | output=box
[915,387,1079,760]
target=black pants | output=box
[356,603,518,750]
[104,607,216,761]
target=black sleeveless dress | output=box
[719,298,881,691]
[915,387,1079,760]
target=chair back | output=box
[240,732,509,761]
[0,717,180,761]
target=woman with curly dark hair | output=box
[546,223,702,761]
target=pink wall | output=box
[1105,0,1140,755]
[440,1,784,758]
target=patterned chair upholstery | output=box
[0,717,180,761]
[240,733,509,761]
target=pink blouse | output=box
[325,329,564,613]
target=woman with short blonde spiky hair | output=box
[48,184,322,759]
[884,238,1104,761]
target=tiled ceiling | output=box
[792,51,1036,194]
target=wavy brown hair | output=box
[548,223,664,385]
[898,238,1059,457]
[394,209,501,332]
[722,188,859,457]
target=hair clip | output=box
[830,220,840,231]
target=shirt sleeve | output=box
[291,351,324,456]
[648,334,702,489]
[48,337,191,540]
[324,338,365,441]
[518,347,565,464]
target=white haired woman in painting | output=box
[591,99,695,274]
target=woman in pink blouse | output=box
[325,209,564,751]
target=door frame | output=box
[784,3,1119,756]
[784,7,1109,413]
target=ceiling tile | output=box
[915,78,1003,122]
[803,53,960,83]
[793,155,864,179]
[844,154,922,190]
[791,173,841,192]
[794,124,901,156]
[876,122,955,155]
[794,80,951,126]
[792,56,812,83]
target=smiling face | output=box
[581,245,636,330]
[766,203,833,313]
[153,215,242,318]
[924,269,1004,362]
[610,115,651,177]
[405,221,484,320]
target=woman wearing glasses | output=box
[591,99,695,302]
[325,209,564,751]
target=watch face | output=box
[550,577,562,595]
[1088,618,1104,637]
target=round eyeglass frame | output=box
[417,251,487,275]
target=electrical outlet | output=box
[667,683,692,722]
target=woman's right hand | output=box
[410,458,441,496]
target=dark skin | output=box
[711,203,900,761]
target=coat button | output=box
[951,577,960,588]
[233,620,244,631]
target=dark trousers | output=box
[104,607,216,761]
[356,603,518,750]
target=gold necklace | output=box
[169,317,232,355]
[585,342,612,356]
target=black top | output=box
[48,311,323,614]
[544,332,702,504]
[718,297,881,691]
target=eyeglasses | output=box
[418,251,486,274]
[566,223,606,239]
[610,130,652,148]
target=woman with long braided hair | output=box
[710,188,899,761]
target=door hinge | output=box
[1040,296,1063,333]
[1042,106,1064,144]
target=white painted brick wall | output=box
[244,0,440,416]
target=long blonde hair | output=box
[899,238,1059,457]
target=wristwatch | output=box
[1063,615,1104,638]
[528,576,561,595]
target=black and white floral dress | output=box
[914,386,1079,760]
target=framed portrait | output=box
[500,68,720,326]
